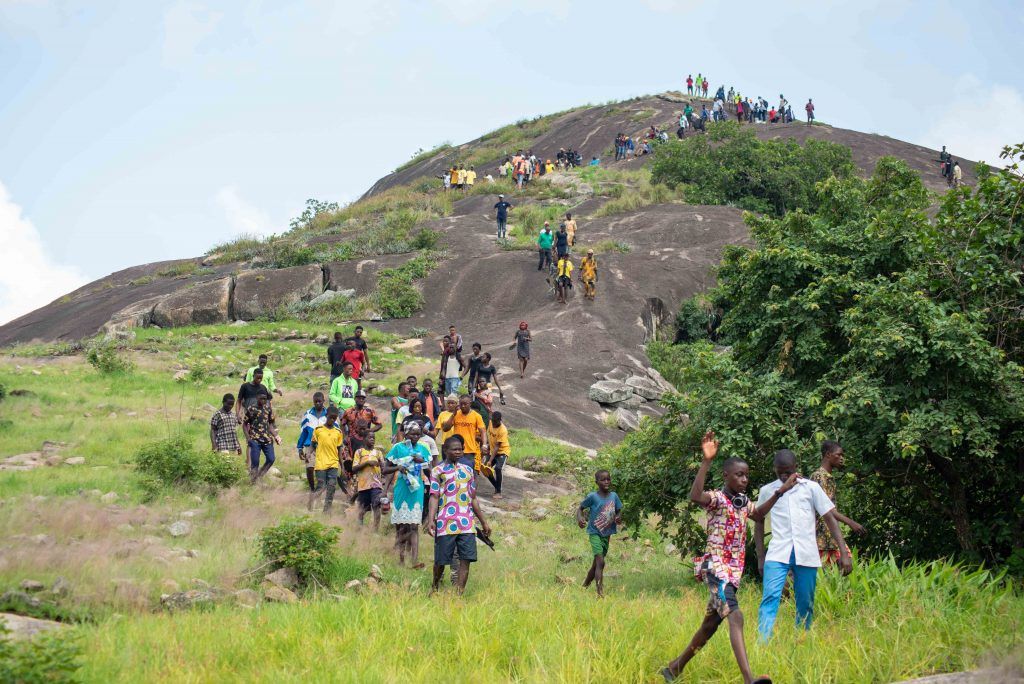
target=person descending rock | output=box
[236,368,271,420]
[938,146,951,178]
[537,223,554,271]
[243,390,281,482]
[427,434,491,595]
[391,382,410,442]
[555,254,573,304]
[661,430,791,684]
[345,325,371,379]
[484,411,510,498]
[246,354,283,398]
[810,440,865,566]
[382,422,430,567]
[686,74,694,95]
[579,249,598,301]
[474,353,504,401]
[494,194,512,239]
[555,223,570,259]
[805,98,815,124]
[297,391,329,492]
[327,332,347,384]
[308,405,344,513]
[435,394,460,445]
[577,469,623,598]
[951,161,962,188]
[352,431,384,529]
[564,212,578,246]
[461,342,484,390]
[418,378,443,425]
[511,321,532,378]
[210,393,242,456]
[440,339,462,397]
[441,394,487,473]
[341,338,366,390]
[329,361,359,411]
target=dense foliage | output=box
[257,516,341,587]
[0,624,81,683]
[134,436,245,498]
[85,341,135,375]
[611,148,1024,570]
[650,121,856,215]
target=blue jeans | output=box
[497,217,507,238]
[758,549,818,640]
[445,377,462,396]
[248,440,275,472]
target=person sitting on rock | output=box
[246,354,282,398]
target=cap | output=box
[445,393,459,402]
[498,194,504,198]
[587,249,594,254]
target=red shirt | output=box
[341,349,365,377]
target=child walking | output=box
[577,470,622,597]
[308,406,344,513]
[352,432,384,529]
[660,431,796,684]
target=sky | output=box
[1,0,1022,324]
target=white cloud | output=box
[923,75,1024,166]
[215,185,275,237]
[0,181,86,325]
[161,1,222,67]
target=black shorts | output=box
[702,560,740,619]
[435,533,477,565]
[357,487,382,510]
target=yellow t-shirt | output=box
[580,257,597,280]
[436,410,457,445]
[465,170,476,185]
[352,447,383,491]
[457,169,467,184]
[557,258,573,278]
[487,423,511,457]
[452,409,485,455]
[312,425,343,471]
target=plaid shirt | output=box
[210,410,241,452]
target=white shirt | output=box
[756,478,835,568]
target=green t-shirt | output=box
[537,231,553,250]
[245,366,276,393]
[329,376,358,410]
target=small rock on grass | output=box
[263,586,298,604]
[19,579,45,593]
[50,577,71,597]
[344,579,362,592]
[100,491,119,504]
[63,457,86,466]
[168,521,192,537]
[264,567,299,590]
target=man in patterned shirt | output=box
[209,394,242,455]
[661,431,795,684]
[243,392,281,482]
[810,440,865,565]
[426,434,491,595]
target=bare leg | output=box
[663,612,723,679]
[373,507,381,531]
[410,525,420,567]
[727,610,755,684]
[583,557,597,588]
[431,563,444,593]
[594,554,606,597]
[395,525,406,565]
[455,559,471,595]
[305,467,316,492]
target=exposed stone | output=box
[344,579,362,592]
[64,457,86,466]
[50,577,71,597]
[587,380,632,404]
[152,277,232,328]
[100,491,119,504]
[101,295,166,334]
[529,507,549,521]
[625,375,664,401]
[267,467,283,478]
[308,289,351,308]
[161,589,219,611]
[664,543,678,557]
[610,393,643,410]
[263,585,298,604]
[160,579,181,593]
[233,265,324,320]
[641,296,673,343]
[0,613,65,640]
[264,567,299,590]
[614,408,640,432]
[645,367,677,394]
[19,579,45,593]
[168,520,192,537]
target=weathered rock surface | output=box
[152,278,232,327]
[588,380,633,405]
[168,521,192,537]
[263,585,298,603]
[233,265,324,320]
[0,613,66,640]
[264,567,299,589]
[160,589,221,611]
[102,295,166,333]
[626,375,664,401]
[614,408,640,432]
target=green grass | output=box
[394,142,453,173]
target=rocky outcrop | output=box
[589,366,677,432]
[152,278,232,328]
[233,265,324,320]
[102,295,166,333]
[588,380,633,404]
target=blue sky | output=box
[1,0,1022,323]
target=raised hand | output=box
[700,430,719,461]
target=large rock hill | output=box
[0,94,970,447]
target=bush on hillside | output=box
[650,121,855,215]
[134,436,245,498]
[0,380,7,402]
[609,150,1024,569]
[86,341,134,375]
[0,624,81,684]
[257,516,340,587]
[373,252,441,318]
[289,198,341,232]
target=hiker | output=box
[382,422,430,567]
[341,389,383,450]
[702,78,708,97]
[391,382,411,441]
[686,74,694,95]
[484,410,510,498]
[810,440,865,566]
[676,111,688,138]
[579,249,598,300]
[544,159,554,174]
[329,361,359,411]
[435,394,460,445]
[768,107,778,124]
[440,339,462,397]
[537,223,554,271]
[352,431,384,529]
[736,98,744,123]
[805,98,815,124]
[494,194,512,239]
[418,378,443,425]
[555,223,570,259]
[564,212,577,246]
[236,368,271,421]
[449,166,459,190]
[465,165,476,193]
[555,254,573,304]
[474,353,504,401]
[615,133,626,161]
[297,391,329,492]
[210,393,242,455]
[461,342,484,390]
[938,146,951,177]
[327,332,347,384]
[397,397,434,441]
[341,338,366,390]
[951,161,962,187]
[471,378,493,426]
[405,374,419,397]
[345,326,371,376]
[511,321,531,379]
[660,430,792,684]
[243,390,281,482]
[427,434,492,595]
[246,354,283,397]
[755,449,852,640]
[441,325,464,362]
[308,405,344,513]
[577,469,623,598]
[441,394,487,473]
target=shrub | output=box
[0,380,6,402]
[674,295,720,343]
[134,436,245,498]
[129,275,155,286]
[158,262,201,277]
[0,624,82,684]
[86,342,134,375]
[289,198,340,232]
[257,516,340,587]
[373,253,441,318]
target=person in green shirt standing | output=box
[536,223,554,272]
[246,354,283,398]
[329,361,359,411]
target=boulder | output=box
[610,394,643,410]
[168,521,192,537]
[645,367,677,394]
[100,491,119,504]
[264,585,298,604]
[0,613,66,640]
[614,408,640,432]
[264,567,299,590]
[344,579,362,592]
[101,295,166,334]
[50,577,71,597]
[626,375,664,401]
[308,289,353,308]
[152,278,232,328]
[588,380,632,405]
[233,265,324,320]
[160,589,219,611]
[64,457,86,466]
[19,579,45,593]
